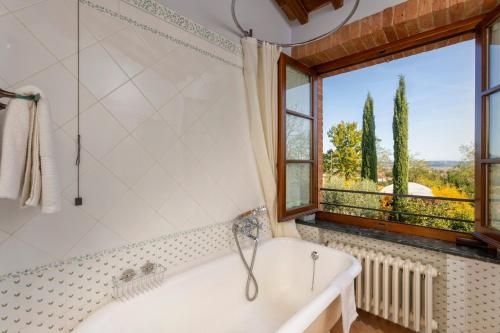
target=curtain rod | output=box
[231,0,360,48]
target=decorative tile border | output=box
[0,216,272,333]
[122,0,242,56]
[80,0,243,69]
[0,215,271,281]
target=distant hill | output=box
[426,160,459,169]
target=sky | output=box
[323,40,475,161]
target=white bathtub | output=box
[74,237,361,333]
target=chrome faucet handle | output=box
[119,269,136,282]
[141,261,156,275]
[251,206,267,216]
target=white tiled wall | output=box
[297,224,500,333]
[0,0,266,331]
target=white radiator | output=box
[331,242,438,333]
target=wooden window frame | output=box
[474,6,500,247]
[278,12,500,244]
[277,54,319,221]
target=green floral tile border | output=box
[80,0,242,69]
[122,0,242,56]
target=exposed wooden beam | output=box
[275,0,297,21]
[331,0,343,10]
[287,0,309,24]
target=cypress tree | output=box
[361,93,377,182]
[392,75,409,215]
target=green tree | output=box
[447,143,475,197]
[392,75,409,213]
[409,155,444,189]
[376,140,392,184]
[326,121,362,179]
[361,93,377,182]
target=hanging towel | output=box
[0,86,61,213]
[340,281,358,333]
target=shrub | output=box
[393,185,474,232]
[323,175,380,218]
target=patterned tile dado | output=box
[80,0,242,69]
[0,217,272,333]
[122,0,242,56]
[296,224,500,333]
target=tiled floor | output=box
[331,311,413,333]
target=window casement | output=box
[475,7,500,247]
[277,5,500,247]
[277,54,319,221]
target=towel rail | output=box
[0,88,41,110]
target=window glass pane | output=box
[489,164,500,231]
[286,65,311,115]
[286,115,311,160]
[489,92,500,158]
[489,18,500,88]
[286,163,311,209]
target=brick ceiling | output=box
[291,0,500,68]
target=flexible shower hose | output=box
[233,227,259,301]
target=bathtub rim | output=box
[73,237,361,333]
[274,237,361,333]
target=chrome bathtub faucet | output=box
[232,206,266,302]
[232,206,265,241]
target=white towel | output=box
[0,86,61,213]
[341,281,357,333]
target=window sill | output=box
[296,218,500,265]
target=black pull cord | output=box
[74,0,82,207]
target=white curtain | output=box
[241,37,300,238]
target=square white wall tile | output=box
[180,119,216,161]
[158,180,200,227]
[102,136,154,187]
[0,229,9,244]
[76,43,128,99]
[14,199,95,258]
[132,164,177,210]
[132,67,178,110]
[183,207,215,231]
[101,81,155,131]
[159,93,204,136]
[64,222,126,259]
[15,0,95,60]
[62,163,128,220]
[148,48,207,91]
[0,199,40,235]
[0,237,54,275]
[0,0,43,11]
[0,14,56,85]
[0,3,8,16]
[158,141,199,186]
[101,27,160,78]
[100,191,155,242]
[63,103,127,159]
[132,112,178,160]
